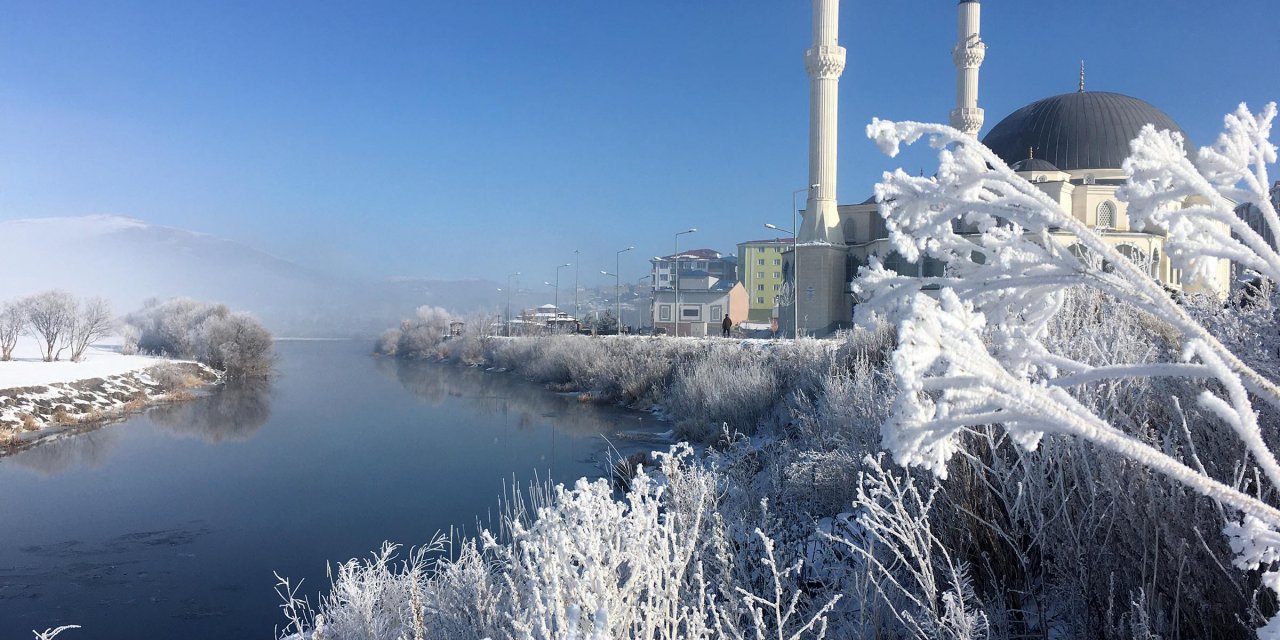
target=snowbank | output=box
[0,336,219,444]
[0,336,167,389]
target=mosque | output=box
[784,0,1232,337]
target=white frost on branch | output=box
[861,103,1280,636]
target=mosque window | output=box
[1097,201,1116,228]
[1116,244,1152,277]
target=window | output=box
[710,305,723,321]
[1097,201,1116,228]
[757,296,765,304]
[773,271,781,279]
[681,306,700,319]
[774,247,781,252]
[660,274,669,282]
[757,258,765,265]
[697,261,707,270]
[1084,174,1097,185]
[757,284,765,291]
[659,305,671,321]
[757,271,764,279]
[773,259,781,265]
[774,284,781,291]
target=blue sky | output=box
[0,1,1276,286]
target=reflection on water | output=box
[0,341,661,640]
[148,380,274,443]
[10,429,120,475]
[379,358,630,438]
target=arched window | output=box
[1096,201,1116,229]
[1068,243,1101,270]
[1116,244,1153,278]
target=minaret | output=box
[949,0,985,136]
[799,0,846,244]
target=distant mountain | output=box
[0,215,505,337]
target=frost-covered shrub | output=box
[668,346,781,439]
[119,323,140,356]
[128,297,229,358]
[125,297,273,378]
[278,445,840,640]
[201,313,274,379]
[859,103,1280,638]
[377,306,457,360]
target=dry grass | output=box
[19,413,38,431]
[166,389,195,403]
[51,406,73,425]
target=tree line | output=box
[0,290,113,363]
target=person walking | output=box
[721,314,733,338]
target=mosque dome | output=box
[982,91,1189,171]
[1009,157,1060,172]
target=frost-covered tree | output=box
[62,297,114,362]
[859,102,1280,635]
[200,312,273,379]
[25,290,76,362]
[0,299,27,361]
[124,297,273,376]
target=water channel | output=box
[0,339,661,638]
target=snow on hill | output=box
[0,215,505,337]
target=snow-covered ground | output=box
[0,336,171,391]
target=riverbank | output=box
[0,361,220,451]
[0,337,221,451]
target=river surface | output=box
[0,340,661,639]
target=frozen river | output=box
[0,339,659,638]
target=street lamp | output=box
[615,246,634,333]
[505,272,520,336]
[765,222,798,338]
[554,263,571,326]
[573,249,580,320]
[673,228,697,336]
[784,184,819,337]
[637,272,655,330]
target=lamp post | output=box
[573,249,580,320]
[543,263,570,333]
[637,274,653,332]
[785,184,819,337]
[615,246,634,333]
[505,272,520,336]
[764,222,797,338]
[673,228,697,336]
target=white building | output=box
[651,271,748,337]
[788,0,1237,336]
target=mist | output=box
[0,215,523,337]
